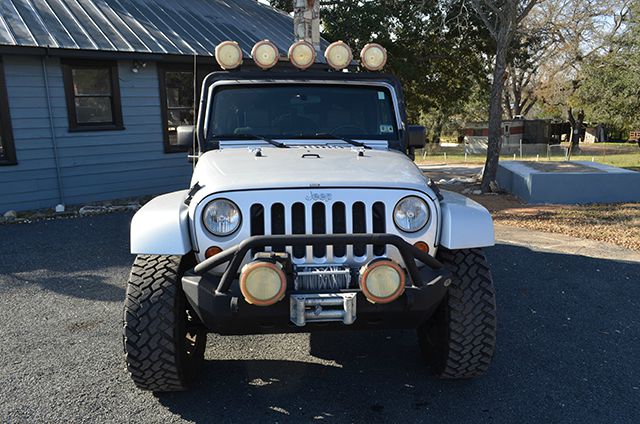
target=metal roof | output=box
[0,0,328,58]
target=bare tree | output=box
[469,0,538,192]
[469,0,632,164]
[503,63,539,118]
[515,0,632,119]
[501,24,552,119]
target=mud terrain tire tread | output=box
[418,248,496,379]
[123,255,205,391]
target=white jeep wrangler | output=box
[123,68,496,392]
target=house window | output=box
[0,57,16,165]
[159,65,195,152]
[61,60,123,131]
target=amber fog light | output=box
[251,39,279,70]
[360,43,387,71]
[215,41,243,70]
[324,41,352,70]
[240,261,287,306]
[288,40,316,70]
[359,260,406,304]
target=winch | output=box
[290,292,357,326]
[290,265,356,326]
[294,265,352,291]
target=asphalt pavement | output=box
[0,212,639,423]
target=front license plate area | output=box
[290,293,357,327]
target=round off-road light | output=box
[360,43,387,71]
[288,40,316,70]
[324,41,352,70]
[240,261,287,306]
[215,41,243,70]
[251,39,279,70]
[393,196,430,233]
[359,260,405,304]
[202,198,241,236]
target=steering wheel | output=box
[329,124,367,134]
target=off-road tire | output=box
[123,255,206,391]
[417,248,496,378]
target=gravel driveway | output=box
[1,213,639,423]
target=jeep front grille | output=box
[249,200,387,263]
[194,188,438,269]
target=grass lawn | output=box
[592,153,640,171]
[415,142,640,171]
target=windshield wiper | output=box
[311,133,372,149]
[211,134,288,148]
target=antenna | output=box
[192,52,198,169]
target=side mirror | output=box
[407,125,426,148]
[176,125,195,148]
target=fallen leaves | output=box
[491,202,640,251]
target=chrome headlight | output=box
[393,196,429,233]
[202,199,241,236]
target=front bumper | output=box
[182,233,452,335]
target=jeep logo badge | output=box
[305,191,333,202]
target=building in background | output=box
[463,119,566,155]
[0,0,326,212]
[584,124,610,143]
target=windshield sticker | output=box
[378,91,386,100]
[380,124,394,133]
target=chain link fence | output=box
[415,140,640,170]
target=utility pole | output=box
[293,0,320,50]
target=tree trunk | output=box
[504,91,514,120]
[577,109,585,145]
[521,98,536,116]
[431,113,445,144]
[567,108,584,156]
[481,42,509,193]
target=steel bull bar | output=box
[192,233,451,292]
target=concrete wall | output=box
[497,161,640,204]
[0,55,191,213]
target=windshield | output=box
[207,84,398,141]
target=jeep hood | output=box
[191,147,434,196]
